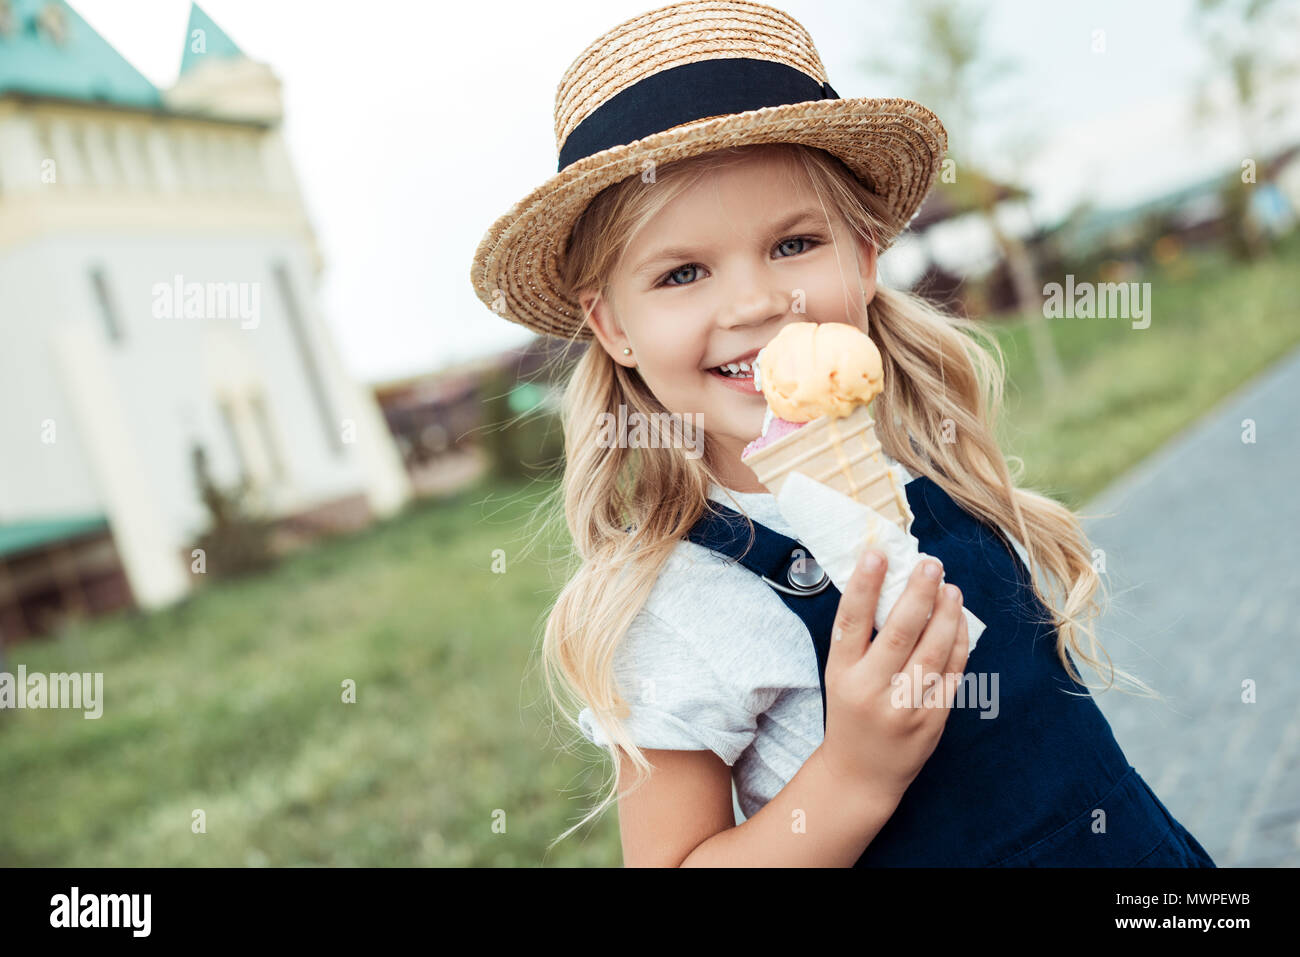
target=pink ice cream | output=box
[742,415,805,457]
[741,322,884,463]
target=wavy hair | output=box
[529,142,1158,852]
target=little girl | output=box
[470,0,1215,868]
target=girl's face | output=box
[581,151,878,493]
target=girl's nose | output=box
[717,283,790,329]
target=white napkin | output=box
[775,471,985,651]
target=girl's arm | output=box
[614,748,736,867]
[681,747,904,867]
[615,746,901,868]
[619,551,968,867]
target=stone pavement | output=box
[1082,343,1300,867]
[732,345,1299,862]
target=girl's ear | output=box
[579,287,635,367]
[857,234,880,305]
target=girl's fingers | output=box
[942,611,970,709]
[942,609,970,677]
[828,550,886,666]
[863,558,945,679]
[909,581,964,677]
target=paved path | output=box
[1083,344,1300,867]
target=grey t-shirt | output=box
[578,463,919,822]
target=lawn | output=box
[987,230,1300,506]
[2,232,1296,866]
[0,481,604,866]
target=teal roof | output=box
[1063,169,1233,249]
[0,514,110,559]
[0,0,162,108]
[179,2,245,76]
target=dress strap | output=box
[685,500,846,728]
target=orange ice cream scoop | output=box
[755,321,883,423]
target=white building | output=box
[0,0,412,634]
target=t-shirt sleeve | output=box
[577,607,770,767]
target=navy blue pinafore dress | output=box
[686,474,1215,867]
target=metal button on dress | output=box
[763,550,830,597]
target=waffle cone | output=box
[742,404,910,530]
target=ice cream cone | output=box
[742,403,911,531]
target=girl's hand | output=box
[817,550,970,803]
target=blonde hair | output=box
[528,142,1158,852]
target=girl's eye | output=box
[655,236,822,288]
[661,264,701,287]
[776,236,814,257]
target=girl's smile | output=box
[580,147,879,492]
[706,364,763,393]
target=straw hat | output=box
[469,0,947,342]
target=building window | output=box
[240,137,264,190]
[249,391,286,481]
[218,398,251,487]
[37,1,68,44]
[271,261,345,458]
[68,123,92,185]
[174,130,205,190]
[196,131,215,185]
[213,134,234,189]
[99,123,124,186]
[34,119,55,172]
[122,126,153,188]
[89,267,123,343]
[168,132,188,189]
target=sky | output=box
[70,0,1300,385]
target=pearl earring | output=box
[623,347,632,355]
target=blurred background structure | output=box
[0,0,1297,868]
[6,0,1296,636]
[0,0,411,641]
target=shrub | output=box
[188,444,277,579]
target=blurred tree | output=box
[479,367,565,483]
[189,443,276,579]
[861,0,1065,397]
[1190,0,1300,260]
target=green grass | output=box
[3,233,1297,867]
[987,231,1300,506]
[0,479,614,866]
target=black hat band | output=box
[558,57,839,172]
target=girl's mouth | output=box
[708,366,762,393]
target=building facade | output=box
[0,0,412,638]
